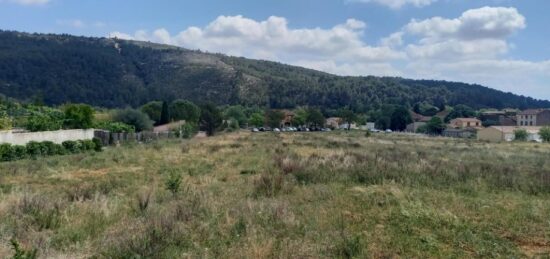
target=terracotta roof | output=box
[451,118,481,122]
[487,126,542,134]
[153,120,185,133]
[518,109,546,115]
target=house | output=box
[406,122,426,133]
[411,111,431,122]
[339,123,358,130]
[449,118,482,129]
[517,109,550,126]
[479,111,516,126]
[442,128,475,139]
[326,117,342,129]
[281,110,295,127]
[477,126,542,142]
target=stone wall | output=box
[0,129,95,145]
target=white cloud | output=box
[397,6,550,99]
[348,0,437,9]
[109,8,550,99]
[3,0,49,5]
[109,15,404,76]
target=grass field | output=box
[1,131,549,258]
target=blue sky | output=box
[1,0,549,100]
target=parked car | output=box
[273,128,281,132]
[251,128,259,132]
[385,129,393,133]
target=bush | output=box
[0,143,14,161]
[514,129,528,141]
[113,108,154,132]
[10,238,38,259]
[80,140,96,151]
[63,103,94,129]
[179,123,198,139]
[165,170,183,196]
[540,127,550,142]
[62,140,82,153]
[94,121,135,133]
[92,138,103,152]
[26,141,43,158]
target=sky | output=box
[1,0,549,100]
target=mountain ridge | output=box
[0,30,548,111]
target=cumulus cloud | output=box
[109,15,404,76]
[396,6,550,98]
[348,0,437,9]
[109,7,550,99]
[3,0,49,5]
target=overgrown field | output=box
[0,131,549,258]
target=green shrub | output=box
[13,145,28,160]
[165,170,183,196]
[80,140,96,151]
[92,138,103,152]
[180,123,198,139]
[540,127,550,142]
[62,140,82,154]
[26,141,43,158]
[514,129,528,141]
[0,143,14,161]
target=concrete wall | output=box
[0,129,95,145]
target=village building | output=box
[325,117,342,129]
[449,118,482,129]
[477,126,542,142]
[281,110,295,127]
[517,109,550,126]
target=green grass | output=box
[0,131,549,258]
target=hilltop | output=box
[0,30,548,110]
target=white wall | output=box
[0,129,95,145]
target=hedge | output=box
[0,138,102,162]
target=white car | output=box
[385,129,393,133]
[273,128,281,132]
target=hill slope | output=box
[0,30,548,110]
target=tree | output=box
[390,106,412,131]
[339,107,356,130]
[160,101,170,125]
[514,129,528,141]
[306,108,325,127]
[63,103,94,129]
[0,111,12,130]
[224,105,247,128]
[539,127,550,142]
[425,117,446,134]
[248,113,265,127]
[199,103,222,136]
[170,99,201,124]
[113,108,154,132]
[25,108,64,132]
[265,110,285,128]
[291,108,308,126]
[140,101,162,125]
[445,104,476,122]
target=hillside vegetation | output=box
[0,30,549,111]
[0,131,549,258]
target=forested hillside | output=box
[0,30,548,111]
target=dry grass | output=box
[0,131,549,258]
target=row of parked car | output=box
[251,127,332,133]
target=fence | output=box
[93,130,177,146]
[0,129,96,145]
